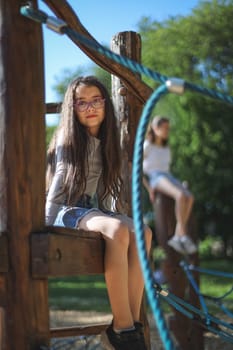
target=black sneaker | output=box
[134,322,147,349]
[101,323,147,350]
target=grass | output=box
[49,275,111,312]
[48,258,233,315]
[198,259,233,313]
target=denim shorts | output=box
[148,171,183,189]
[54,206,119,229]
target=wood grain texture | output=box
[0,1,49,348]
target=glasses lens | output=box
[75,98,105,111]
[92,98,104,108]
[76,101,87,111]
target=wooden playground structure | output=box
[0,1,203,349]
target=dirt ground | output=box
[50,310,233,349]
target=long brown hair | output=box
[146,115,169,146]
[46,76,122,205]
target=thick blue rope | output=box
[20,5,233,106]
[180,261,210,325]
[181,261,233,319]
[188,264,233,279]
[132,84,177,349]
[154,283,233,344]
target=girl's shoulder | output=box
[143,139,151,148]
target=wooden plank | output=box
[0,235,8,273]
[31,228,105,277]
[50,323,109,338]
[0,1,50,348]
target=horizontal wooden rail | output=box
[31,226,105,278]
[50,323,109,338]
[46,102,62,114]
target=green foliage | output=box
[49,275,110,312]
[200,258,233,312]
[138,0,233,246]
[199,235,224,258]
[92,66,112,93]
[46,125,56,148]
[52,64,111,101]
[52,66,89,100]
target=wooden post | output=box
[111,31,151,349]
[153,193,204,350]
[111,31,143,214]
[0,1,50,349]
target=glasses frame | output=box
[74,98,105,112]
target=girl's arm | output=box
[45,146,66,225]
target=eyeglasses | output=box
[74,98,105,112]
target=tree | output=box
[138,0,233,255]
[52,65,111,101]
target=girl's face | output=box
[74,84,105,137]
[152,121,170,142]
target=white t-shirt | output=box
[143,140,171,175]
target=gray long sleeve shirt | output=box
[46,135,112,225]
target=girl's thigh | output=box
[155,174,192,198]
[78,211,134,239]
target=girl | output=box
[143,115,197,255]
[46,76,152,350]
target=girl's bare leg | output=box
[78,212,134,330]
[128,226,152,321]
[113,215,152,321]
[155,178,194,236]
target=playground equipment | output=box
[0,1,151,349]
[131,78,233,349]
[1,1,233,349]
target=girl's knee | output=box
[111,222,130,246]
[177,191,192,204]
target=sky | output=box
[39,0,201,124]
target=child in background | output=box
[46,76,152,350]
[143,115,197,255]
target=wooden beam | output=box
[46,102,62,114]
[0,235,8,274]
[50,323,108,338]
[44,0,153,105]
[0,1,50,348]
[111,32,151,349]
[31,227,105,278]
